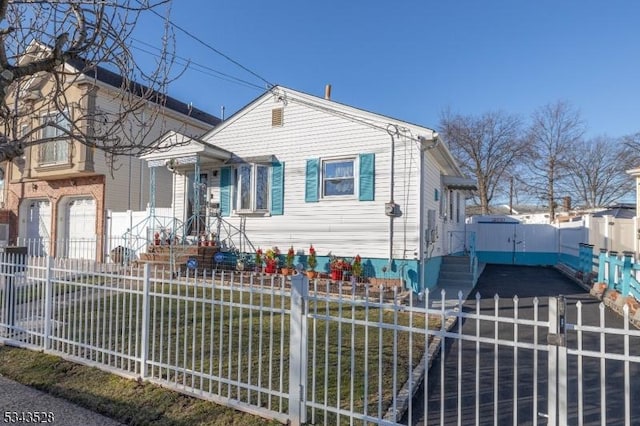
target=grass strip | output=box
[0,345,279,426]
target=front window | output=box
[39,112,70,165]
[235,164,269,212]
[322,158,354,197]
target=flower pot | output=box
[306,270,317,279]
[281,267,290,276]
[330,270,343,281]
[265,264,276,274]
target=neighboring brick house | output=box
[0,58,219,259]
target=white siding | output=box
[92,95,210,212]
[204,93,424,260]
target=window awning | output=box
[225,154,278,165]
[442,176,477,190]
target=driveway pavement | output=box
[0,375,123,425]
[409,264,640,425]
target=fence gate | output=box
[420,293,640,425]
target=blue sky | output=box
[134,1,639,138]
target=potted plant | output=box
[254,248,263,272]
[264,247,280,274]
[281,246,295,275]
[351,254,363,283]
[329,255,351,281]
[306,245,317,279]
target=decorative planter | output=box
[281,267,291,276]
[330,270,343,281]
[265,264,277,274]
[306,270,317,279]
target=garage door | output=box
[25,200,51,256]
[63,197,96,259]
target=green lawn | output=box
[4,277,441,424]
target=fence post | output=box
[608,251,618,290]
[547,295,567,426]
[585,244,594,277]
[43,256,54,350]
[597,249,607,285]
[621,252,633,297]
[288,269,309,426]
[139,263,151,379]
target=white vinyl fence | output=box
[1,254,639,425]
[584,216,637,254]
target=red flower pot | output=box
[330,270,343,281]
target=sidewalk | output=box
[0,375,123,425]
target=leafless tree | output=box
[439,110,529,215]
[0,0,184,165]
[622,132,640,165]
[561,136,635,208]
[523,101,586,221]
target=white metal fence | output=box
[1,254,639,425]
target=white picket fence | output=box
[1,254,639,425]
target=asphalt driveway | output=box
[410,264,640,425]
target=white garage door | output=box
[25,200,52,256]
[64,197,96,259]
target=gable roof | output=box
[202,85,465,176]
[67,58,221,126]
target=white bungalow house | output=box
[142,86,475,292]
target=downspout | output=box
[387,125,398,267]
[418,147,425,294]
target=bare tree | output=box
[0,0,184,165]
[523,101,586,221]
[562,136,635,208]
[439,110,528,215]
[622,132,640,165]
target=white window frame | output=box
[320,156,357,199]
[39,111,70,166]
[234,163,270,214]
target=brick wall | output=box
[5,175,106,259]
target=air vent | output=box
[271,108,283,127]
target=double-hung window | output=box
[305,153,374,202]
[236,163,270,212]
[39,111,70,165]
[322,158,355,197]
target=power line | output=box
[131,38,265,91]
[144,4,274,89]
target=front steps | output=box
[137,245,219,271]
[435,255,476,300]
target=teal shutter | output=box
[305,159,319,202]
[358,153,375,201]
[270,162,284,215]
[220,167,231,217]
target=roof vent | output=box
[272,107,283,127]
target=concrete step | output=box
[438,278,471,286]
[441,256,470,265]
[438,270,474,280]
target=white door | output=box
[64,197,96,259]
[25,200,52,256]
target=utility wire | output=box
[144,4,274,89]
[131,38,265,91]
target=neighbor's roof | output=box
[67,58,221,126]
[591,204,636,219]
